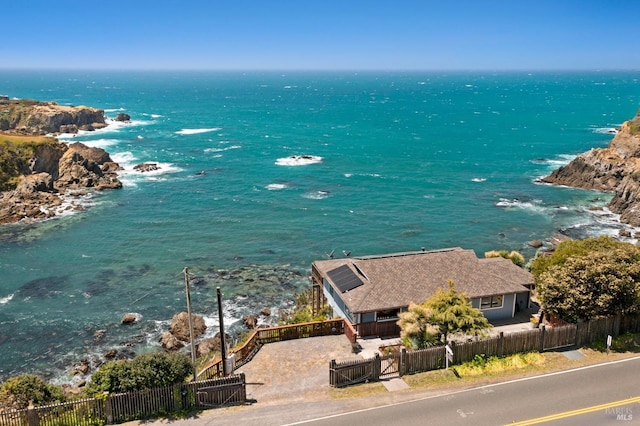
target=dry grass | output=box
[0,133,56,144]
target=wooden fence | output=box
[0,374,246,426]
[198,318,349,380]
[330,314,640,387]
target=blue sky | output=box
[3,0,639,71]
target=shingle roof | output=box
[312,248,533,314]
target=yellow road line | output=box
[507,396,640,425]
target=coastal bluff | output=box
[541,109,640,226]
[0,99,122,225]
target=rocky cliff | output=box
[0,139,123,225]
[541,109,640,226]
[0,99,107,134]
[0,99,123,225]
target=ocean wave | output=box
[59,138,121,149]
[494,198,546,213]
[175,128,222,135]
[266,183,288,190]
[109,152,182,186]
[302,190,331,200]
[471,177,486,183]
[0,293,14,305]
[591,127,619,135]
[204,145,241,153]
[275,155,323,166]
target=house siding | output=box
[472,293,516,321]
[323,278,353,322]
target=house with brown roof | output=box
[311,247,534,338]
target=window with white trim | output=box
[480,295,503,310]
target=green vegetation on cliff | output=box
[0,134,57,191]
[629,109,640,135]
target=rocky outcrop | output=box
[0,99,107,135]
[55,143,122,190]
[541,110,640,226]
[0,139,123,225]
[133,163,160,173]
[168,312,207,342]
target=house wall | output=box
[322,278,353,323]
[471,293,516,321]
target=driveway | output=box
[235,334,356,404]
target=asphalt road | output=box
[135,356,640,426]
[287,356,640,426]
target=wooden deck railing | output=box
[198,318,349,380]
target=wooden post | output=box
[374,353,381,381]
[330,359,336,386]
[540,325,546,352]
[217,287,227,376]
[400,347,406,376]
[105,394,113,425]
[184,267,198,381]
[499,332,504,357]
[26,402,38,426]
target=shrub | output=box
[0,374,66,410]
[484,250,525,267]
[85,352,193,396]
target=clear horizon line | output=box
[1,67,639,73]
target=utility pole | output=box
[217,286,227,376]
[183,267,198,381]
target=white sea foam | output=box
[0,293,14,304]
[302,190,331,200]
[175,128,222,135]
[266,183,288,190]
[108,151,182,186]
[471,177,486,183]
[275,155,323,166]
[592,127,619,135]
[494,198,545,213]
[59,138,120,149]
[204,145,241,153]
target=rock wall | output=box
[542,110,640,226]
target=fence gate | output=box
[379,353,400,378]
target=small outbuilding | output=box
[311,247,534,338]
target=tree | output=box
[85,352,193,396]
[426,281,492,344]
[397,302,440,349]
[0,374,65,410]
[397,281,491,349]
[529,236,626,278]
[536,248,640,322]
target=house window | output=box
[376,309,399,321]
[480,295,503,310]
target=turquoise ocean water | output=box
[0,70,639,383]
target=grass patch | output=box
[587,332,640,353]
[453,352,545,377]
[329,381,387,400]
[0,133,58,190]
